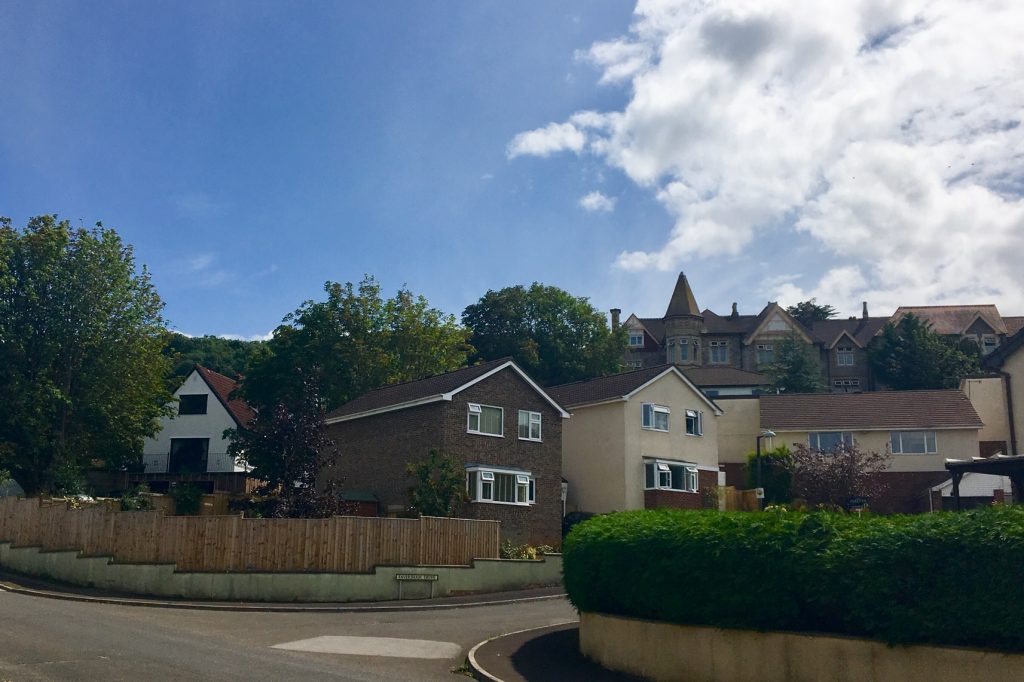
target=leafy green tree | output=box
[0,215,171,495]
[765,333,826,394]
[164,333,269,379]
[406,449,467,517]
[786,299,838,326]
[240,276,472,413]
[462,283,626,386]
[868,314,980,390]
[745,444,792,504]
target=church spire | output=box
[664,272,701,319]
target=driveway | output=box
[0,588,578,681]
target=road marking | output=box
[271,636,462,659]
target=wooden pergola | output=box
[945,455,1024,511]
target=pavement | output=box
[468,622,644,682]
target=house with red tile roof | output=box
[139,365,255,493]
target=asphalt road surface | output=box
[0,590,577,681]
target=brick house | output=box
[322,358,568,547]
[547,365,723,514]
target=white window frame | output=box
[518,410,542,441]
[467,403,504,437]
[628,332,645,347]
[808,431,853,452]
[756,343,774,365]
[466,466,534,506]
[643,459,699,493]
[836,346,855,366]
[685,409,703,436]
[890,430,938,454]
[625,360,643,369]
[709,340,729,364]
[982,335,999,355]
[642,403,670,432]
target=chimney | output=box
[610,308,621,331]
[731,302,738,318]
[862,302,869,319]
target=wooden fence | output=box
[721,486,761,512]
[0,497,500,573]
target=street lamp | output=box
[756,430,776,510]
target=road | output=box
[0,590,577,681]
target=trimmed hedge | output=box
[563,507,1024,651]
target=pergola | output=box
[945,455,1024,511]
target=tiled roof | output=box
[547,365,676,408]
[1003,317,1024,336]
[760,390,983,431]
[891,305,1007,335]
[983,327,1024,370]
[682,366,769,387]
[664,273,701,318]
[700,309,759,335]
[327,357,517,420]
[195,366,256,428]
[805,317,889,347]
[638,317,666,343]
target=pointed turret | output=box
[664,272,701,319]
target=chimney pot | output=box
[862,301,869,319]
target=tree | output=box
[745,444,793,504]
[462,283,626,386]
[786,299,838,326]
[164,333,269,380]
[406,449,467,517]
[868,314,979,390]
[226,368,348,518]
[765,333,826,394]
[240,276,472,413]
[0,215,172,495]
[786,443,891,509]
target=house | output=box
[891,305,1024,356]
[138,365,255,494]
[980,326,1024,457]
[547,365,723,515]
[321,358,568,547]
[758,390,983,513]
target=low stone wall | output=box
[0,542,561,602]
[579,612,1024,682]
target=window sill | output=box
[467,430,504,438]
[469,500,534,507]
[891,452,938,456]
[643,487,698,494]
[684,433,703,437]
[641,427,669,433]
[518,437,543,443]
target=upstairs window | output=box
[467,403,503,437]
[756,343,774,365]
[836,346,855,366]
[178,394,208,415]
[625,360,643,369]
[628,332,645,347]
[709,341,729,364]
[644,460,699,492]
[669,338,689,362]
[466,467,534,505]
[518,410,542,441]
[685,409,704,436]
[641,403,670,431]
[982,336,999,355]
[808,431,853,452]
[890,430,937,454]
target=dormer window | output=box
[628,332,645,347]
[982,336,998,354]
[836,346,855,366]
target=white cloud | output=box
[579,191,617,213]
[512,0,1024,309]
[216,331,274,342]
[506,122,585,158]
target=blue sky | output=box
[3,1,1022,338]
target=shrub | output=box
[563,507,1024,651]
[745,444,792,504]
[500,540,555,560]
[169,482,204,516]
[120,485,153,511]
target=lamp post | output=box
[756,430,776,510]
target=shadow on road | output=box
[509,626,645,681]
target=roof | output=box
[983,326,1024,369]
[1004,317,1024,336]
[891,305,1007,335]
[546,364,721,414]
[932,472,1010,497]
[805,317,889,348]
[195,366,256,428]
[325,358,569,422]
[946,454,1024,477]
[760,390,983,431]
[638,317,666,343]
[682,366,769,387]
[664,273,701,318]
[700,309,759,335]
[0,478,25,497]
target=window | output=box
[676,338,689,362]
[628,331,645,347]
[890,430,937,454]
[518,410,542,441]
[466,467,534,505]
[177,394,208,415]
[644,460,699,492]
[626,360,643,369]
[766,316,788,331]
[467,403,503,436]
[168,438,209,474]
[709,341,729,364]
[685,409,703,436]
[642,403,670,431]
[808,431,853,452]
[982,335,999,355]
[833,379,861,387]
[836,346,855,366]
[756,343,774,365]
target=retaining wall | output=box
[579,611,1024,682]
[0,542,561,602]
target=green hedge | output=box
[563,507,1024,651]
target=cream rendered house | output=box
[547,365,723,514]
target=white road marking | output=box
[271,636,462,659]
